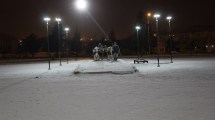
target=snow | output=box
[0,56,215,120]
[74,59,137,74]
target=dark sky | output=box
[1,0,215,39]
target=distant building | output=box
[159,25,215,54]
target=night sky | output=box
[1,0,214,39]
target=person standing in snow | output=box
[112,42,120,61]
[97,43,104,60]
[93,45,100,61]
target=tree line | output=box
[7,11,162,57]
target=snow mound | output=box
[73,59,138,74]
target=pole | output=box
[168,20,173,63]
[156,18,160,67]
[137,29,140,59]
[46,22,51,70]
[66,31,69,64]
[147,18,151,54]
[58,22,62,66]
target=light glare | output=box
[44,17,50,21]
[167,16,172,20]
[65,27,69,31]
[154,14,160,18]
[135,26,141,30]
[56,18,62,22]
[147,13,151,17]
[76,0,87,10]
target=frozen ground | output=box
[0,56,215,120]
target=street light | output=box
[147,12,152,54]
[135,25,141,59]
[76,0,87,10]
[64,27,70,64]
[154,14,160,67]
[133,25,148,64]
[167,16,173,63]
[44,17,51,70]
[56,17,62,66]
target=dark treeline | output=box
[1,10,214,58]
[11,10,159,58]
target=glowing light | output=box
[55,18,62,22]
[44,17,50,22]
[64,27,69,31]
[166,16,172,20]
[76,0,87,10]
[154,14,160,18]
[135,26,141,30]
[147,13,151,17]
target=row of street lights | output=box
[43,0,86,70]
[43,17,70,70]
[135,13,173,67]
[44,0,173,68]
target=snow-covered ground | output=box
[0,56,215,120]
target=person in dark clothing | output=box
[112,42,120,61]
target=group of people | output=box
[92,42,120,61]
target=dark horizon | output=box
[1,0,215,39]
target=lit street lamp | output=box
[167,16,173,63]
[44,17,51,70]
[64,27,70,64]
[135,25,141,59]
[147,12,151,54]
[76,0,87,10]
[56,17,62,66]
[133,25,148,64]
[154,14,160,67]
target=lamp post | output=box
[44,17,51,70]
[147,12,151,54]
[135,25,141,59]
[56,17,62,66]
[65,27,69,64]
[154,14,160,67]
[167,16,173,63]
